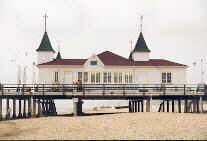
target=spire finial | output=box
[140,15,143,32]
[129,40,133,52]
[43,13,48,32]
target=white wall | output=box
[37,65,187,85]
[132,52,150,61]
[37,51,54,64]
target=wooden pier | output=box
[0,83,206,120]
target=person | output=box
[77,80,83,92]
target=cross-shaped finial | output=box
[43,13,48,32]
[140,15,143,32]
[129,40,133,52]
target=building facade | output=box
[36,30,187,85]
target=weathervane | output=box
[43,13,48,32]
[139,15,143,32]
[129,40,133,53]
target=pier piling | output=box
[23,99,27,118]
[13,99,16,119]
[73,98,83,116]
[28,98,32,117]
[0,99,2,120]
[6,99,10,119]
[18,99,22,118]
[146,98,150,112]
[32,99,36,117]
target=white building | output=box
[36,29,188,85]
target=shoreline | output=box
[0,108,207,140]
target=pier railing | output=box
[0,83,206,96]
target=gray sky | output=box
[0,0,207,83]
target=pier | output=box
[0,83,206,120]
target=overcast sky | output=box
[0,0,207,83]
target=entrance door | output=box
[64,72,73,84]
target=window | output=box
[84,72,88,83]
[108,72,111,83]
[119,72,122,83]
[167,72,172,83]
[125,73,129,83]
[103,72,107,83]
[78,72,82,81]
[162,72,172,83]
[96,72,101,83]
[91,72,95,83]
[114,72,118,83]
[129,72,133,83]
[55,72,59,82]
[90,60,97,66]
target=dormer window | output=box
[90,60,97,66]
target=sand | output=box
[0,108,207,140]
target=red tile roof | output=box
[38,51,187,67]
[39,59,87,65]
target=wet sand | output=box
[0,108,207,140]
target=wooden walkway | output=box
[0,83,206,119]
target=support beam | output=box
[184,99,188,113]
[172,100,174,113]
[0,99,2,120]
[129,101,132,113]
[28,98,32,117]
[32,99,36,117]
[13,99,16,119]
[37,99,42,117]
[196,99,199,113]
[199,96,203,113]
[146,98,150,112]
[141,100,144,112]
[162,101,165,112]
[18,99,22,118]
[23,99,27,118]
[167,100,169,112]
[193,99,197,113]
[6,99,10,119]
[178,100,181,113]
[137,101,140,112]
[73,98,83,116]
[134,101,137,112]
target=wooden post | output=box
[23,99,27,118]
[0,98,2,120]
[12,99,16,119]
[184,99,188,113]
[32,99,36,117]
[199,96,203,113]
[141,100,144,112]
[129,101,132,112]
[37,99,42,117]
[45,100,49,115]
[18,99,22,118]
[6,99,10,119]
[162,101,165,112]
[167,100,169,112]
[178,100,181,113]
[146,98,151,112]
[172,100,174,112]
[28,97,32,117]
[73,98,83,116]
[196,99,199,113]
[137,101,140,112]
[193,99,196,113]
[135,101,137,112]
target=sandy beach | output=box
[0,108,206,140]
